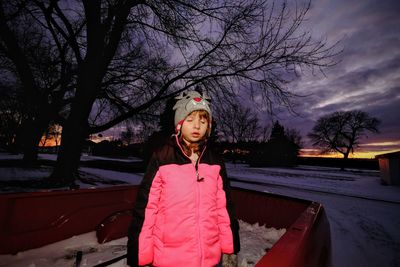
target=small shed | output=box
[375,151,400,185]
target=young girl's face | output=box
[181,111,209,144]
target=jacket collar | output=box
[173,134,207,162]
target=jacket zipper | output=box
[175,135,205,265]
[175,134,207,170]
[196,169,203,267]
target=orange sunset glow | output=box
[299,149,399,159]
[39,129,398,159]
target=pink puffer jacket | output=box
[127,136,240,267]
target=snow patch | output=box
[238,220,286,267]
[0,232,127,267]
[0,221,286,267]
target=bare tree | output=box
[0,0,76,163]
[215,102,262,143]
[40,123,62,148]
[51,124,62,148]
[39,129,51,147]
[0,83,25,151]
[286,127,303,149]
[85,0,340,134]
[308,110,380,168]
[120,127,133,146]
[3,0,340,184]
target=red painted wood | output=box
[0,186,137,254]
[0,185,331,267]
[231,189,331,267]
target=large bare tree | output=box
[2,0,340,184]
[0,0,76,163]
[308,110,380,168]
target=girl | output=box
[127,91,240,267]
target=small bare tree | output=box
[50,124,62,148]
[215,102,262,143]
[120,127,134,146]
[40,129,50,147]
[286,128,303,149]
[40,123,61,147]
[0,83,25,151]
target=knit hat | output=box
[173,91,212,133]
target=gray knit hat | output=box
[173,91,212,132]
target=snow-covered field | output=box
[1,153,400,267]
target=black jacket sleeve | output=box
[127,153,159,267]
[219,160,241,254]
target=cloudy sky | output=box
[273,0,400,158]
[100,0,399,158]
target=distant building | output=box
[375,151,400,186]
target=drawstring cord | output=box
[175,134,206,182]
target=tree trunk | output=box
[21,117,50,165]
[49,108,90,186]
[340,152,350,171]
[49,74,99,186]
[48,0,127,185]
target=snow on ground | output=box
[1,153,400,267]
[2,151,142,165]
[0,165,54,181]
[227,163,399,203]
[227,164,400,267]
[40,153,142,162]
[79,167,143,186]
[0,153,143,192]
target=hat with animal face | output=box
[173,91,212,133]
